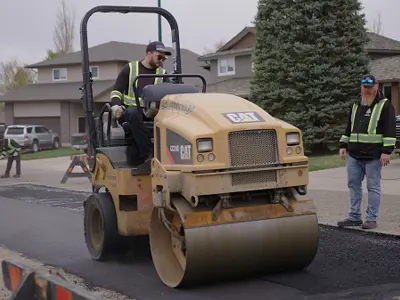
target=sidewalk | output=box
[0,155,398,236]
[0,156,92,192]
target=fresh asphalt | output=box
[0,184,399,300]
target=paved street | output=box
[0,184,400,300]
[0,156,399,299]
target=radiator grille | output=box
[228,130,278,168]
[232,170,277,186]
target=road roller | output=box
[79,5,320,288]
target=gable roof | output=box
[26,41,210,87]
[199,27,400,61]
[26,41,209,70]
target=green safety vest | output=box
[340,98,396,147]
[110,61,166,107]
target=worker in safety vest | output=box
[110,41,171,165]
[0,137,22,178]
[337,74,396,230]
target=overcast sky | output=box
[0,0,398,66]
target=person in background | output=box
[0,137,22,178]
[337,74,396,230]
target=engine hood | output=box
[156,92,299,137]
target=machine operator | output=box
[110,41,171,165]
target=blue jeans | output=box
[346,155,382,222]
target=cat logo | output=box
[180,145,192,160]
[223,112,265,124]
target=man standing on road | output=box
[337,74,396,230]
[0,138,22,178]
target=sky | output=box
[0,0,399,66]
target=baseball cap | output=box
[361,74,377,86]
[146,41,172,56]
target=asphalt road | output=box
[0,184,400,300]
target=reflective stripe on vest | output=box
[123,61,166,107]
[348,98,388,144]
[7,139,15,154]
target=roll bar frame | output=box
[79,6,183,150]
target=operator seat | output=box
[118,83,199,140]
[101,83,199,146]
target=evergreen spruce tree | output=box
[250,0,371,154]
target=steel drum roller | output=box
[150,195,319,288]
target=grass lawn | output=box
[308,152,399,172]
[21,147,84,160]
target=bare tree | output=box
[368,11,383,35]
[53,0,76,54]
[0,59,35,91]
[203,39,226,55]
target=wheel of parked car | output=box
[32,140,39,152]
[53,138,60,149]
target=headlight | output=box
[196,138,213,153]
[286,132,300,146]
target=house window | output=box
[52,68,67,81]
[90,66,99,79]
[78,117,86,133]
[381,83,392,100]
[218,58,235,76]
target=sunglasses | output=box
[156,54,166,62]
[361,79,375,85]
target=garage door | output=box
[13,117,61,135]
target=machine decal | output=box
[166,129,193,164]
[222,111,265,124]
[160,99,195,114]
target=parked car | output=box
[70,132,88,153]
[3,125,61,152]
[395,115,400,155]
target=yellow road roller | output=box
[79,5,319,288]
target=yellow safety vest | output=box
[340,98,395,146]
[110,61,166,107]
[3,139,17,155]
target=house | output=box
[0,41,210,144]
[198,27,400,115]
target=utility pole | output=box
[157,0,162,42]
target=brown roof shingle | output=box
[207,77,251,97]
[370,55,400,81]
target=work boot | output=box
[362,221,377,229]
[337,218,363,228]
[143,153,154,163]
[1,174,9,178]
[13,174,20,178]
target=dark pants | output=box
[5,154,21,175]
[124,106,152,159]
